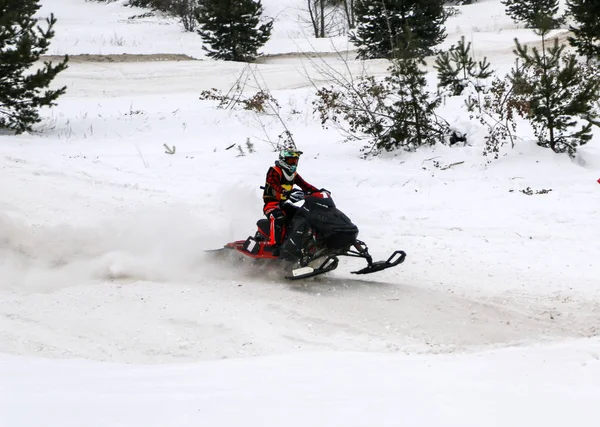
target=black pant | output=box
[280,215,309,261]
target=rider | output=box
[262,149,319,253]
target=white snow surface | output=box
[3,341,600,427]
[2,0,600,425]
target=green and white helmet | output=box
[278,149,302,175]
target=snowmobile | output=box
[213,189,406,280]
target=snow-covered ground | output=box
[3,341,600,427]
[2,0,600,425]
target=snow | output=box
[3,341,600,427]
[2,0,600,425]
[38,0,353,58]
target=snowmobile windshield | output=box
[305,194,336,209]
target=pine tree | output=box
[381,58,441,151]
[434,36,493,96]
[127,0,172,10]
[312,57,443,155]
[511,23,600,156]
[567,0,600,62]
[195,0,273,62]
[350,0,446,60]
[0,0,68,134]
[501,0,564,29]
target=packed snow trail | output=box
[1,218,597,364]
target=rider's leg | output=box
[264,203,286,247]
[280,217,308,261]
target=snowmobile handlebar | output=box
[284,189,331,206]
[258,186,331,198]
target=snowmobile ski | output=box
[285,256,339,280]
[351,250,406,275]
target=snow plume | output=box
[0,208,250,292]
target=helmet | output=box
[277,149,302,175]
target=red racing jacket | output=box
[262,165,318,211]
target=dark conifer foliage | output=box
[351,0,446,60]
[511,22,600,156]
[501,0,564,29]
[567,0,600,62]
[0,0,68,133]
[195,0,273,62]
[434,36,493,96]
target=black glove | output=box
[282,190,291,199]
[319,188,331,194]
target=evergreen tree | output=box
[434,36,493,96]
[511,24,600,156]
[567,0,600,62]
[195,0,273,62]
[381,58,441,151]
[0,0,68,133]
[350,0,446,60]
[313,58,443,155]
[502,0,564,29]
[127,0,156,7]
[127,0,172,10]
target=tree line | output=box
[2,0,600,160]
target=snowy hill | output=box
[1,0,600,426]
